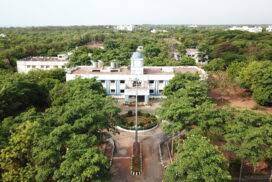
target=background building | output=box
[115,25,134,31]
[266,26,272,32]
[17,53,69,73]
[186,48,208,65]
[228,26,263,33]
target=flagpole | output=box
[135,78,138,143]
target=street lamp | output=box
[134,78,139,143]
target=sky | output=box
[0,0,272,27]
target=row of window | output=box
[149,80,165,84]
[109,89,162,95]
[110,89,125,94]
[26,65,65,69]
[101,80,165,84]
[149,89,163,94]
[101,80,126,84]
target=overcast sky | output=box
[1,0,271,27]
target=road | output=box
[110,126,165,182]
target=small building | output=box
[115,25,134,31]
[173,52,180,61]
[151,29,157,34]
[188,25,198,28]
[228,26,262,33]
[186,48,208,65]
[266,26,272,32]
[150,29,168,33]
[0,33,6,38]
[66,47,207,104]
[17,54,69,73]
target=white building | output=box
[17,54,69,73]
[151,29,168,33]
[115,25,134,31]
[0,33,6,38]
[173,52,180,61]
[229,26,263,33]
[266,26,272,32]
[188,25,198,28]
[186,49,208,65]
[66,47,207,104]
[151,29,157,34]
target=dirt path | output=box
[110,127,165,182]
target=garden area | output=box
[118,110,158,130]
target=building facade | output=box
[229,26,263,33]
[66,47,207,104]
[266,26,272,32]
[115,25,134,31]
[186,48,208,65]
[17,54,69,73]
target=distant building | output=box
[188,25,198,28]
[17,53,69,73]
[186,48,208,65]
[115,25,134,31]
[173,52,180,61]
[266,26,272,32]
[66,46,207,104]
[229,26,262,33]
[0,33,6,38]
[150,29,168,33]
[151,29,157,33]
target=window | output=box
[149,80,154,84]
[41,65,45,68]
[159,80,164,84]
[159,90,163,94]
[110,69,118,72]
[92,70,100,72]
[110,80,115,84]
[120,80,125,84]
[133,81,141,87]
[27,65,31,68]
[46,65,50,68]
[120,89,125,94]
[54,65,58,68]
[149,89,154,94]
[32,65,36,68]
[110,89,116,94]
[101,80,105,83]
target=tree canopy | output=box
[0,75,120,181]
[164,130,231,182]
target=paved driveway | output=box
[110,127,165,182]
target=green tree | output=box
[180,55,196,66]
[163,73,199,96]
[239,61,272,106]
[224,110,272,180]
[164,130,231,182]
[0,121,40,181]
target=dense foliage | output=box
[160,73,272,179]
[238,61,272,106]
[0,69,65,120]
[1,25,272,180]
[164,130,231,182]
[2,26,271,69]
[0,69,120,181]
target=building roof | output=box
[19,56,68,62]
[69,66,202,76]
[186,48,199,55]
[70,66,130,75]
